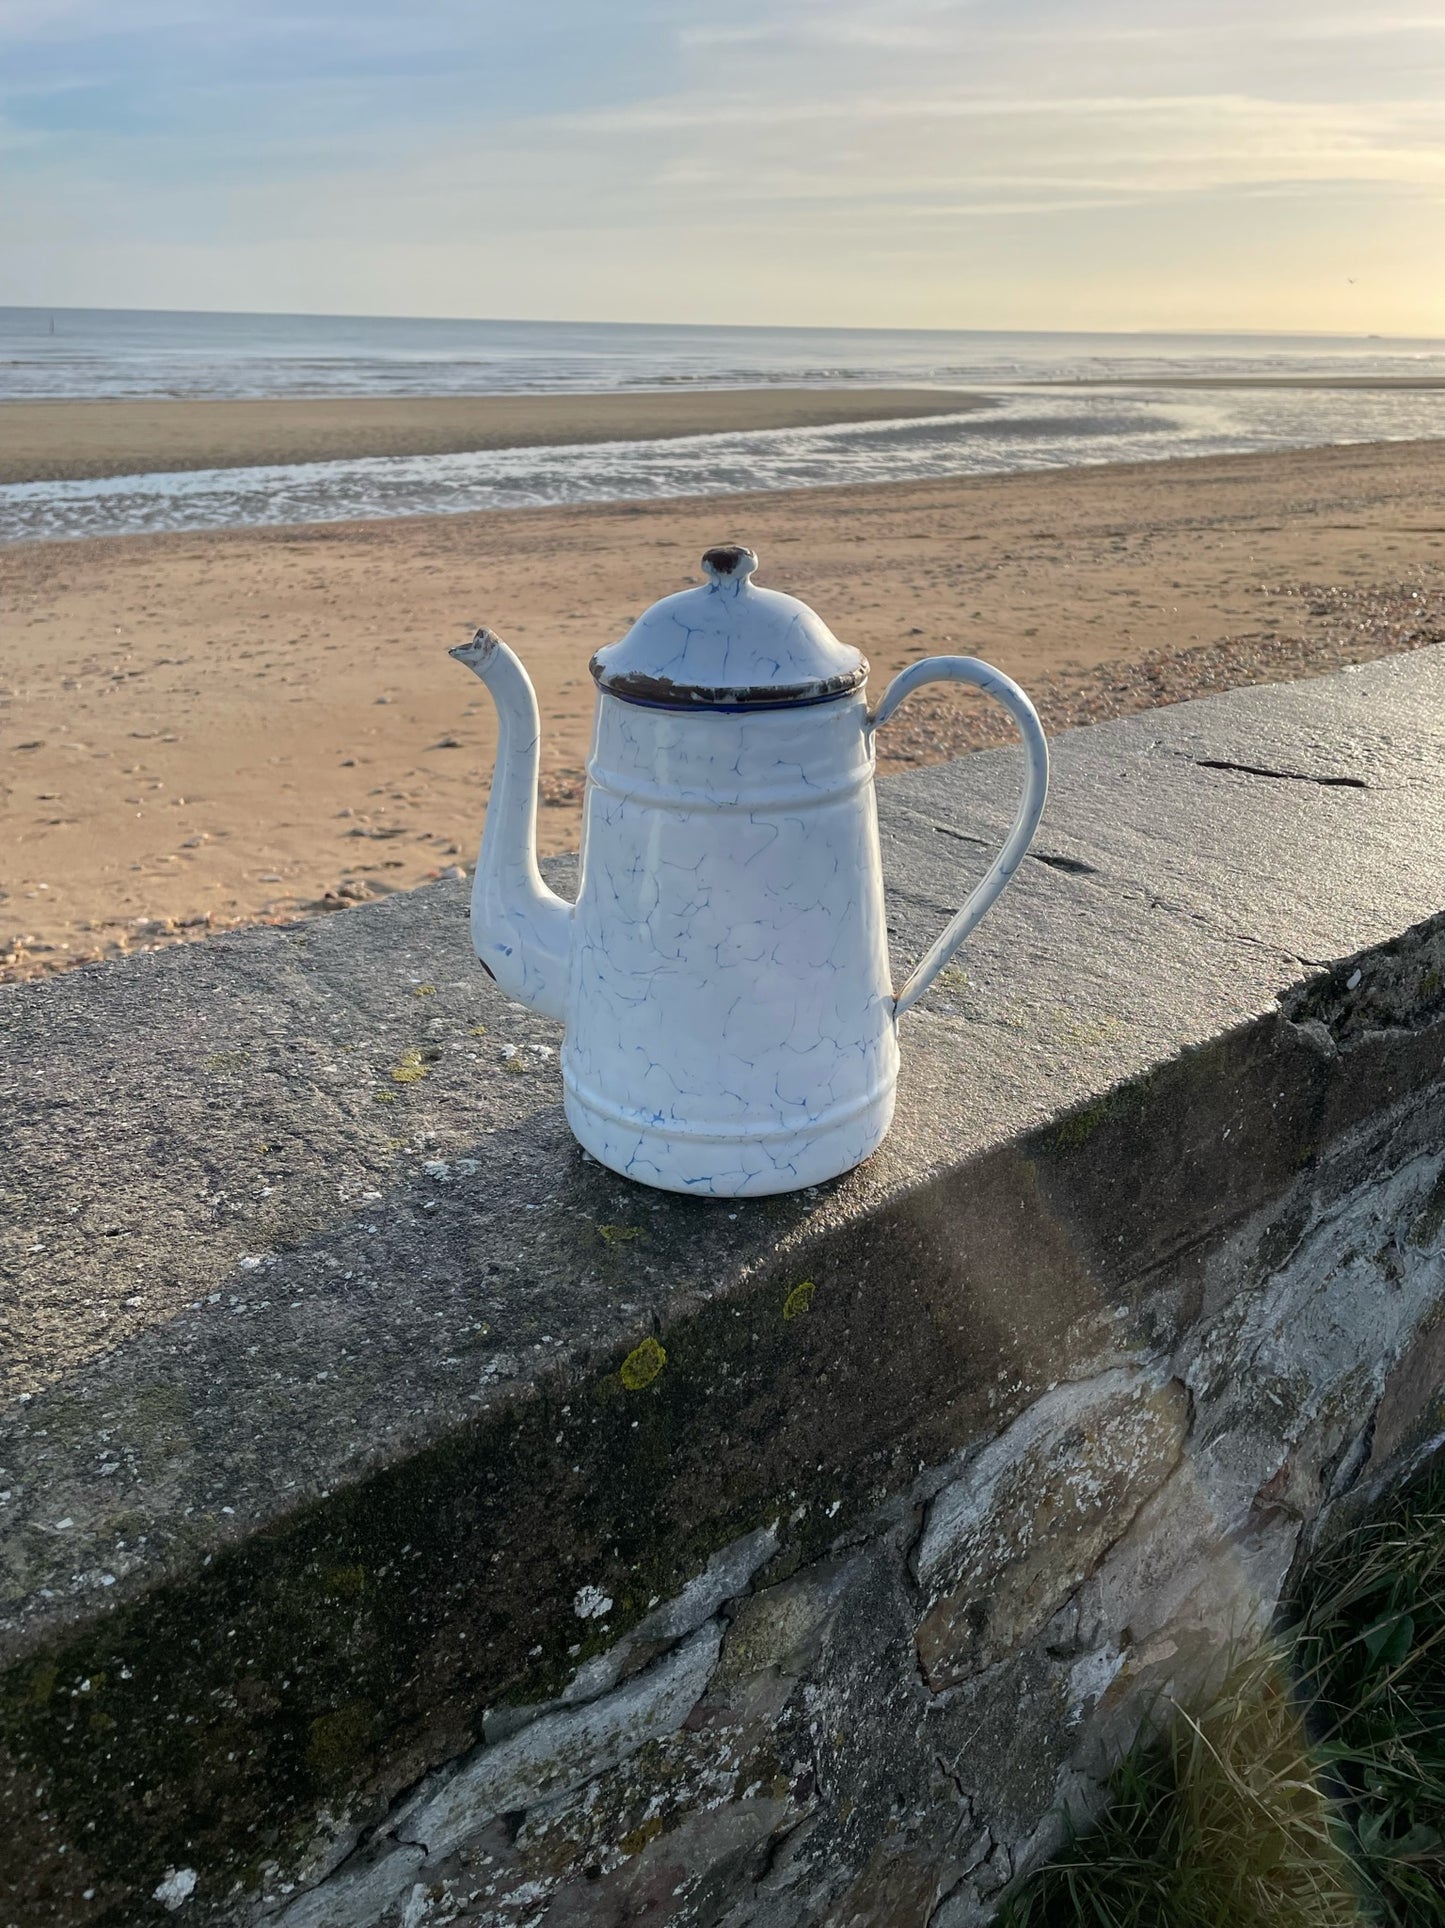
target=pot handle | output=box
[870,656,1049,1019]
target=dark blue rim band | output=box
[602,685,862,715]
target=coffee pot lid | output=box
[589,545,869,710]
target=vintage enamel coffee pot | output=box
[451,545,1048,1197]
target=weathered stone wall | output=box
[266,922,1445,1928]
[3,650,1443,1928]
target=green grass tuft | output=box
[1292,1466,1445,1921]
[1001,1458,1445,1928]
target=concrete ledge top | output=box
[3,646,1445,1662]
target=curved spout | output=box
[449,628,572,1022]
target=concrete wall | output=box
[3,650,1444,1928]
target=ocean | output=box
[4,306,1445,543]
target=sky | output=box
[1,0,1443,333]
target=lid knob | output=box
[701,544,758,584]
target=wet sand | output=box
[2,435,1442,981]
[0,388,982,485]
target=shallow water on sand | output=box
[6,384,1445,544]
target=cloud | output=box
[0,0,1442,329]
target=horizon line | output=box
[1,302,1439,346]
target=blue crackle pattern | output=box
[559,690,899,1197]
[455,627,1046,1198]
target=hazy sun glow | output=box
[1,0,1443,332]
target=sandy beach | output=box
[0,388,981,485]
[3,428,1443,982]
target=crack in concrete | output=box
[922,805,1333,977]
[930,804,1335,978]
[1138,891,1330,975]
[931,822,1100,876]
[1029,849,1100,876]
[1192,757,1370,791]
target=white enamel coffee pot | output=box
[451,545,1048,1197]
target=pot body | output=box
[563,689,898,1196]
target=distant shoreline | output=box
[1030,375,1445,391]
[0,388,986,486]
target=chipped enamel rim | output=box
[589,666,870,713]
[590,543,870,711]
